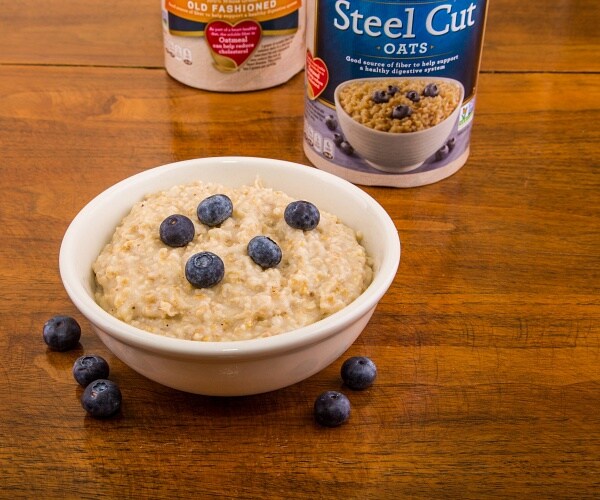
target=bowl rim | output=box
[59,156,400,360]
[334,76,465,138]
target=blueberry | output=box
[332,133,344,147]
[42,315,81,351]
[197,194,233,227]
[325,115,338,131]
[81,379,122,418]
[341,356,377,390]
[392,105,412,120]
[73,355,110,387]
[406,90,420,102]
[159,214,195,247]
[423,83,439,97]
[387,85,399,96]
[247,236,282,269]
[446,136,456,151]
[435,144,451,161]
[185,251,225,288]
[314,391,350,427]
[339,141,354,156]
[284,200,320,231]
[372,90,390,104]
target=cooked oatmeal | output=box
[338,79,461,133]
[93,180,373,341]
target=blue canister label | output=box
[304,0,488,187]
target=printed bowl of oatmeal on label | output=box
[335,77,464,172]
[59,157,400,396]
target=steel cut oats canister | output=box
[303,0,488,187]
[162,0,305,91]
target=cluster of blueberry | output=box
[435,136,457,162]
[159,194,321,288]
[370,82,457,163]
[313,356,377,427]
[42,315,377,423]
[372,82,439,121]
[43,315,122,418]
[325,115,354,156]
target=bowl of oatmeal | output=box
[334,77,464,172]
[59,157,400,396]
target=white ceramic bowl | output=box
[59,157,400,396]
[335,77,464,172]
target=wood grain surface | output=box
[0,1,599,498]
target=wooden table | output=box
[1,1,598,498]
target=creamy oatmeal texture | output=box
[339,79,461,133]
[93,180,373,342]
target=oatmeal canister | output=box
[304,0,488,187]
[162,1,305,91]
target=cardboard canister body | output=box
[162,1,305,92]
[303,0,489,187]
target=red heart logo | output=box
[205,20,261,71]
[306,50,329,100]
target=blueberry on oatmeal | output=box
[284,201,320,231]
[405,90,420,103]
[159,214,195,247]
[247,236,282,269]
[372,90,390,104]
[197,194,233,227]
[392,105,412,120]
[423,83,439,97]
[185,252,225,288]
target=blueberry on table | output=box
[159,214,195,247]
[197,194,233,227]
[81,379,122,418]
[332,133,344,147]
[185,252,225,288]
[372,90,390,104]
[423,83,439,97]
[314,391,351,427]
[247,236,282,269]
[392,105,412,120]
[341,356,377,390]
[284,200,320,231]
[42,315,81,351]
[325,115,338,131]
[73,355,110,387]
[405,90,420,102]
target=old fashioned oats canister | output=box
[162,1,305,91]
[303,0,489,187]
